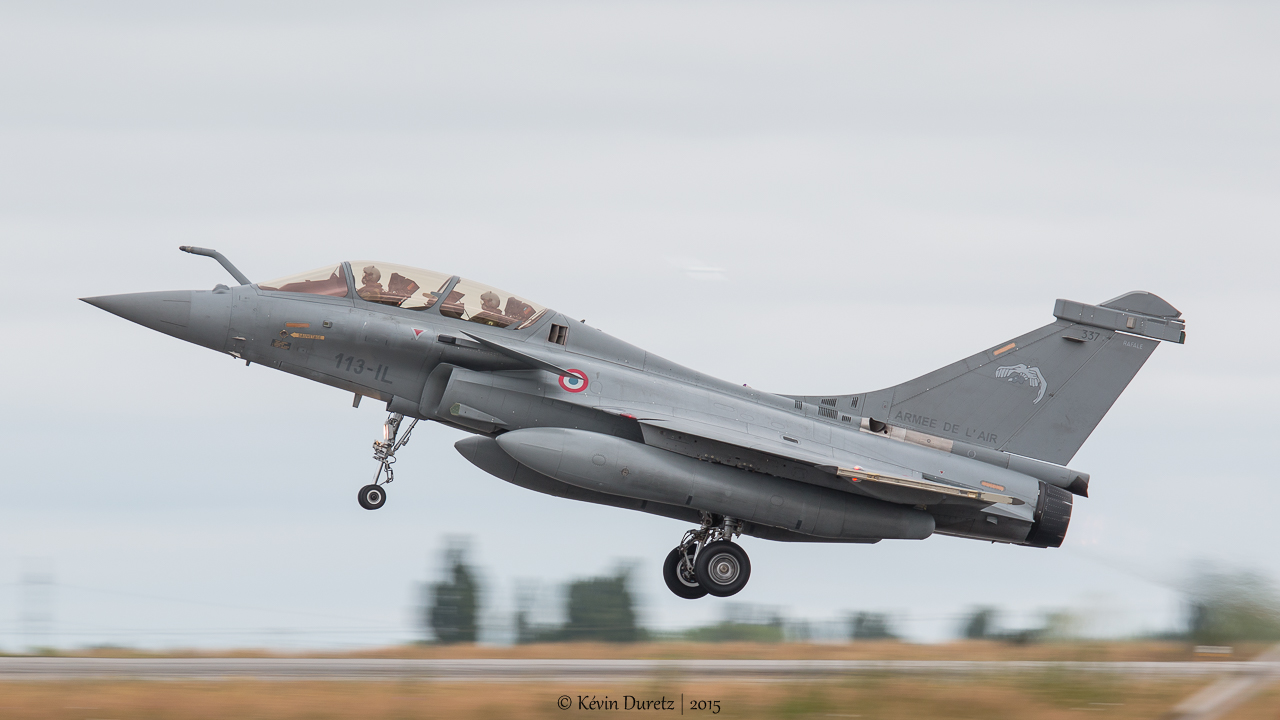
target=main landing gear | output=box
[358,412,418,510]
[663,513,751,599]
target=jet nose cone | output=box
[82,291,194,332]
[83,289,233,353]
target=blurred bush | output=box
[956,606,1080,644]
[961,607,1000,639]
[1184,566,1280,644]
[848,612,897,640]
[680,619,785,643]
[516,570,640,643]
[562,572,640,642]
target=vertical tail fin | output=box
[796,291,1185,466]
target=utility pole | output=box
[19,564,54,653]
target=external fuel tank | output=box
[493,427,934,541]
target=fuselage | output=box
[85,260,1076,548]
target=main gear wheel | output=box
[663,545,707,599]
[694,540,751,597]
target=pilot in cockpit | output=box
[358,265,385,303]
[480,290,503,314]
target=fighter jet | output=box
[83,247,1186,599]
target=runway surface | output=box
[1167,644,1280,720]
[2,657,1279,682]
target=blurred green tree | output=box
[849,612,897,640]
[960,607,999,639]
[426,544,480,644]
[1185,567,1280,644]
[562,571,639,642]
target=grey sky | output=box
[1,1,1277,648]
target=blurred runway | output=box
[2,658,1279,682]
[1166,643,1280,720]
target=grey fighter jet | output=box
[83,248,1186,599]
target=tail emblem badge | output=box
[995,364,1048,404]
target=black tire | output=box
[358,484,386,510]
[694,541,750,597]
[663,546,708,599]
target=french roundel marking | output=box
[559,369,589,393]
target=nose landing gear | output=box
[358,412,418,510]
[662,514,750,599]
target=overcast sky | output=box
[1,1,1277,649]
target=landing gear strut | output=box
[662,513,751,599]
[358,412,418,510]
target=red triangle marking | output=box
[413,328,425,338]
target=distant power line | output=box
[51,583,405,625]
[0,627,414,637]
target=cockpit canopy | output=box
[257,262,548,330]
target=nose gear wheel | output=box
[358,484,386,510]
